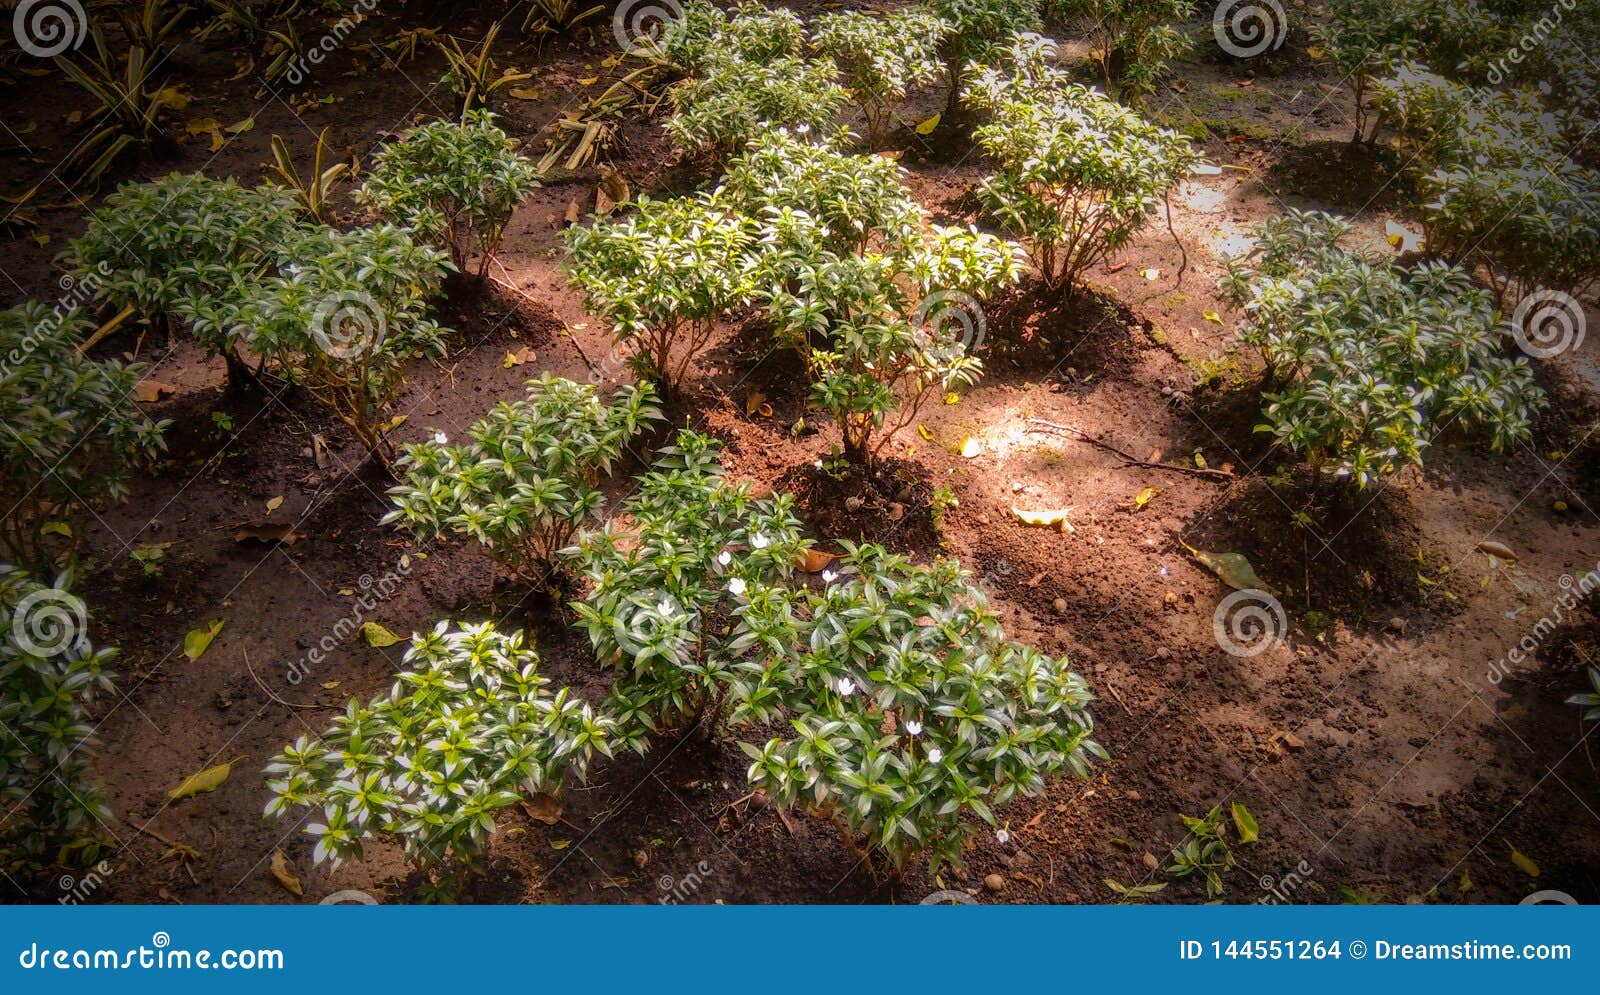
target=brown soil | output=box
[2,4,1598,907]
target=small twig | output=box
[1102,678,1134,717]
[1027,419,1233,481]
[243,648,324,710]
[486,254,604,376]
[76,303,135,354]
[1164,189,1187,286]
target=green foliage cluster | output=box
[1221,210,1545,488]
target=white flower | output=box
[433,432,448,445]
[904,720,922,736]
[750,533,770,550]
[657,597,675,616]
[727,577,746,596]
[927,748,943,763]
[822,569,837,583]
[718,550,732,567]
[996,829,1011,845]
[836,677,856,697]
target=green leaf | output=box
[360,621,406,648]
[183,619,225,660]
[1182,542,1278,595]
[1229,801,1259,844]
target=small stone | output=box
[633,850,648,869]
[1052,598,1068,613]
[1142,852,1159,870]
[1386,617,1406,633]
[1155,646,1171,660]
[1126,790,1141,801]
[983,873,1006,892]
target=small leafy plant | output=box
[0,302,168,566]
[968,34,1198,293]
[55,29,181,188]
[1052,0,1195,102]
[239,224,452,466]
[264,621,614,898]
[1220,210,1546,489]
[812,8,951,146]
[384,375,660,593]
[268,127,349,225]
[569,431,806,749]
[437,21,532,116]
[71,172,301,388]
[0,564,119,877]
[564,192,757,401]
[356,110,540,282]
[929,0,1041,113]
[734,544,1104,871]
[666,54,849,167]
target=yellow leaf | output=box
[959,437,981,458]
[168,759,234,799]
[360,621,405,648]
[914,113,941,135]
[796,548,839,573]
[550,838,572,850]
[225,116,255,134]
[1305,46,1325,60]
[39,521,72,538]
[745,390,767,416]
[1385,220,1424,253]
[186,116,220,136]
[943,392,960,405]
[135,380,177,402]
[1011,507,1075,532]
[1203,309,1223,325]
[1133,486,1160,509]
[1506,841,1539,877]
[577,77,598,85]
[507,87,541,100]
[380,414,408,432]
[270,849,303,897]
[917,424,935,441]
[209,130,225,153]
[266,495,284,513]
[183,619,224,660]
[32,232,49,248]
[320,681,340,690]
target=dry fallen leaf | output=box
[1133,486,1160,510]
[233,522,300,546]
[265,495,284,513]
[1476,540,1516,562]
[797,547,839,573]
[1012,507,1075,533]
[270,849,303,897]
[168,759,234,799]
[522,793,564,825]
[360,621,406,648]
[1182,542,1277,595]
[1506,841,1539,877]
[135,380,178,403]
[745,390,767,416]
[914,112,940,135]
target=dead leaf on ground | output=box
[1012,507,1075,533]
[233,522,301,546]
[522,793,564,825]
[360,621,406,648]
[168,759,235,799]
[1476,540,1516,562]
[269,849,303,897]
[135,380,178,403]
[797,547,839,573]
[1182,542,1277,595]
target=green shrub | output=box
[666,54,849,166]
[0,302,168,565]
[265,621,614,897]
[70,172,300,386]
[0,564,118,877]
[929,0,1041,112]
[1052,0,1195,102]
[1308,0,1427,140]
[356,110,540,281]
[569,431,806,749]
[734,544,1103,871]
[239,224,452,465]
[812,7,952,145]
[384,375,661,592]
[1221,210,1545,489]
[968,34,1198,292]
[563,192,758,401]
